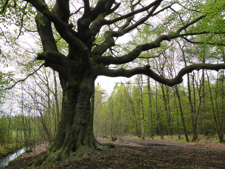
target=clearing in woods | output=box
[4,137,225,169]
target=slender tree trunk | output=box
[138,75,145,140]
[109,97,116,141]
[147,77,154,138]
[221,71,224,142]
[21,81,28,146]
[214,72,224,142]
[192,74,198,141]
[207,72,220,139]
[45,70,53,142]
[137,96,142,138]
[155,81,163,139]
[53,70,60,134]
[174,86,189,142]
[160,84,172,136]
[186,73,198,142]
[124,86,140,137]
[202,58,206,135]
[174,90,180,139]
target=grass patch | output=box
[0,143,23,159]
[178,137,186,142]
[215,141,225,144]
[151,135,162,139]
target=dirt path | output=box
[122,138,225,152]
[4,138,225,169]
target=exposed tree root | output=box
[26,139,114,169]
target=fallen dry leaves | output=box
[4,136,225,169]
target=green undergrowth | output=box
[124,135,225,144]
[215,141,225,144]
[0,143,23,159]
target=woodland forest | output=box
[0,0,225,168]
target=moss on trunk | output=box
[27,72,114,168]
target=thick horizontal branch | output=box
[37,51,71,73]
[98,64,225,87]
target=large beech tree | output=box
[1,0,225,167]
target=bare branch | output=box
[152,4,174,16]
[17,2,29,39]
[70,6,83,16]
[124,1,161,33]
[177,2,201,13]
[183,37,225,46]
[176,15,206,34]
[104,0,162,25]
[0,64,44,91]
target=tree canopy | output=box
[1,0,225,86]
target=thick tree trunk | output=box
[29,71,113,168]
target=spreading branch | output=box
[98,64,225,87]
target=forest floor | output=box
[4,136,225,169]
